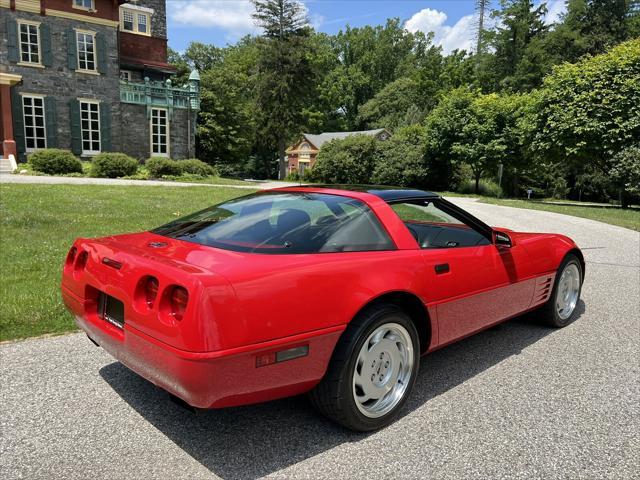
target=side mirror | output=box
[494,231,512,248]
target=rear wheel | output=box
[541,254,583,327]
[309,304,420,431]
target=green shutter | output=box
[11,90,26,159]
[69,99,82,155]
[7,17,19,63]
[41,23,53,67]
[44,97,58,148]
[67,29,77,70]
[99,102,112,152]
[96,33,107,74]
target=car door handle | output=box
[435,263,450,274]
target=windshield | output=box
[152,192,395,254]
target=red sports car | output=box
[61,185,584,431]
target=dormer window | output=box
[120,4,153,36]
[73,0,94,11]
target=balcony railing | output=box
[120,79,200,111]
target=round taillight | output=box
[66,246,77,266]
[169,286,188,321]
[76,251,88,270]
[145,277,159,308]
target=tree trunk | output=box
[278,136,287,180]
[474,171,481,194]
[620,188,628,209]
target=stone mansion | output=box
[0,0,199,161]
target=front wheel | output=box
[309,304,420,431]
[541,254,583,328]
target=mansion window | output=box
[120,7,151,35]
[22,96,47,151]
[80,100,101,155]
[151,108,169,156]
[76,31,96,71]
[19,22,40,65]
[120,70,132,82]
[73,0,94,10]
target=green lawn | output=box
[0,184,254,341]
[480,198,640,231]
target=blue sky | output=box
[167,0,566,53]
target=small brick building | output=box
[0,0,199,162]
[286,129,391,175]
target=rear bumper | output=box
[63,287,344,408]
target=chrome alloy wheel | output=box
[555,263,581,320]
[352,323,415,418]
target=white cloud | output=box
[405,8,476,54]
[543,0,567,25]
[170,0,317,38]
[170,0,257,36]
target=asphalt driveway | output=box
[1,199,638,479]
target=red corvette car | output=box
[61,185,584,431]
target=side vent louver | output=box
[534,276,554,304]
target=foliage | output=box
[422,88,475,191]
[252,0,316,179]
[371,125,428,187]
[145,157,183,177]
[28,149,82,175]
[312,135,379,184]
[530,39,640,177]
[90,153,139,178]
[358,77,423,130]
[486,0,549,91]
[319,19,432,129]
[196,38,258,170]
[165,0,639,203]
[458,179,503,197]
[179,159,218,177]
[609,146,640,207]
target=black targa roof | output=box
[296,184,440,202]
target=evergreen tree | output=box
[488,0,549,91]
[252,0,314,179]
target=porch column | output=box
[0,73,23,159]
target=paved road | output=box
[1,199,639,480]
[0,172,296,190]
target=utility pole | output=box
[475,0,488,58]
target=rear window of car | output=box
[152,192,395,254]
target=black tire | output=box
[540,253,583,328]
[309,303,420,431]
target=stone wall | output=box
[121,103,196,160]
[1,10,121,159]
[137,0,167,39]
[1,5,195,163]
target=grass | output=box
[480,198,640,231]
[0,184,255,342]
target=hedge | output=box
[28,149,83,175]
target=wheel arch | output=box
[353,291,433,354]
[566,247,585,280]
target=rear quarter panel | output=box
[209,249,430,350]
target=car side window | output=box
[391,201,491,249]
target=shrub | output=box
[371,125,428,187]
[457,179,503,197]
[146,157,182,177]
[90,153,139,178]
[285,170,301,181]
[179,159,218,177]
[28,149,82,175]
[312,135,378,184]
